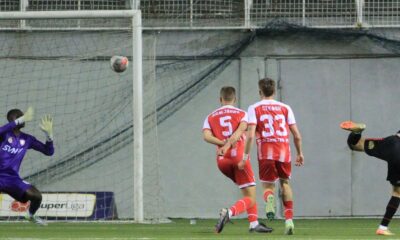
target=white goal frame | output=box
[0,10,144,223]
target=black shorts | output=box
[364,136,400,186]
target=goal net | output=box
[0,10,162,222]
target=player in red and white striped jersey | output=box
[202,86,272,234]
[243,78,304,235]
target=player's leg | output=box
[347,132,366,151]
[262,182,276,220]
[215,158,255,233]
[340,121,366,151]
[241,186,258,227]
[2,177,47,226]
[276,161,294,235]
[280,178,295,235]
[259,159,278,220]
[22,186,42,216]
[237,161,272,233]
[21,186,47,226]
[376,185,400,236]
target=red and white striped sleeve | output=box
[286,105,296,125]
[202,116,211,131]
[240,111,248,123]
[247,105,257,125]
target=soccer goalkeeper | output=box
[0,107,54,226]
[341,120,400,236]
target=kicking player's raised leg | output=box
[341,121,366,151]
[340,121,366,133]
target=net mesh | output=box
[0,13,256,221]
[0,16,162,220]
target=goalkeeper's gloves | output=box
[39,115,53,141]
[15,107,34,125]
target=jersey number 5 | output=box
[219,116,233,137]
[260,114,287,137]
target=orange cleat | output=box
[340,121,366,133]
[376,228,395,236]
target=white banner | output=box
[0,193,96,218]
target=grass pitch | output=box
[0,218,399,239]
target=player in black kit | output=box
[341,121,400,236]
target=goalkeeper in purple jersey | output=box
[0,107,53,226]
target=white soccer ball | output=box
[110,56,129,73]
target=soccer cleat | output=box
[26,215,48,226]
[376,228,394,236]
[284,219,294,235]
[265,194,275,220]
[215,208,229,233]
[249,222,273,233]
[340,121,366,133]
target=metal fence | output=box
[0,1,400,29]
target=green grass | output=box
[0,218,399,239]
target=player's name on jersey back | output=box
[211,109,241,117]
[261,105,283,111]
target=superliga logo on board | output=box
[0,193,96,217]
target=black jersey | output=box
[365,135,400,186]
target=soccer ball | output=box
[110,56,129,73]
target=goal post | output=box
[0,10,144,223]
[132,11,144,223]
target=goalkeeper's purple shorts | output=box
[0,174,32,201]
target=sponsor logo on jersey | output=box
[2,145,23,154]
[19,139,25,146]
[7,137,12,144]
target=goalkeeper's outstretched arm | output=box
[30,115,54,156]
[0,107,34,135]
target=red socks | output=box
[263,190,274,201]
[263,189,294,220]
[283,200,293,220]
[246,202,258,222]
[229,197,252,216]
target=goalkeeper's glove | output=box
[15,107,34,125]
[39,115,53,141]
